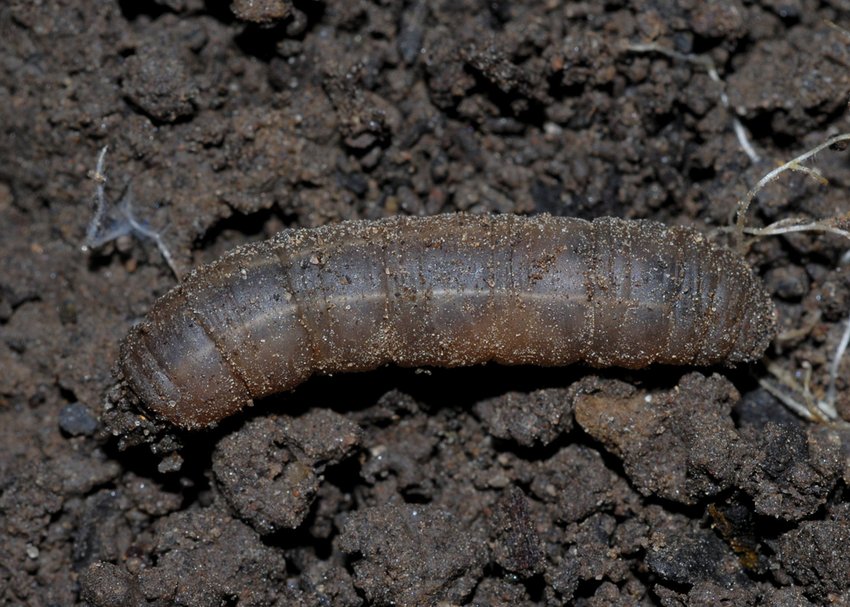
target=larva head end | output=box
[727,281,777,364]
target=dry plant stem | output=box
[761,363,832,422]
[742,218,850,242]
[826,19,850,41]
[115,193,180,279]
[825,315,850,415]
[625,43,760,163]
[735,132,850,235]
[775,309,821,345]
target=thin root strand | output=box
[735,132,850,236]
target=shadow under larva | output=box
[118,213,776,429]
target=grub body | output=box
[120,214,776,429]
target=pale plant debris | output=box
[761,362,836,423]
[625,42,761,163]
[82,146,180,278]
[735,132,850,235]
[775,309,821,346]
[741,215,850,242]
[826,314,850,413]
[826,19,850,42]
[736,132,850,423]
[763,299,848,423]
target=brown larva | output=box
[119,214,776,430]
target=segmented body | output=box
[120,214,775,429]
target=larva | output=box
[120,214,776,430]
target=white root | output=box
[737,132,850,423]
[735,132,850,234]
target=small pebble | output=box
[58,402,98,436]
[157,453,184,474]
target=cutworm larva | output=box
[119,214,776,429]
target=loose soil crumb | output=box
[212,409,361,534]
[3,0,850,605]
[338,502,488,606]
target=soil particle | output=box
[121,45,199,123]
[529,444,637,525]
[738,421,842,520]
[654,580,757,607]
[468,577,537,606]
[645,508,752,589]
[489,486,543,577]
[212,410,361,534]
[79,561,143,607]
[338,501,488,606]
[231,0,292,24]
[83,506,290,606]
[756,585,817,607]
[575,373,844,520]
[727,25,850,134]
[775,507,850,602]
[763,265,810,301]
[474,387,573,447]
[58,401,100,437]
[574,372,746,504]
[72,472,184,572]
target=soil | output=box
[2,1,850,605]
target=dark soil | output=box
[3,1,850,605]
